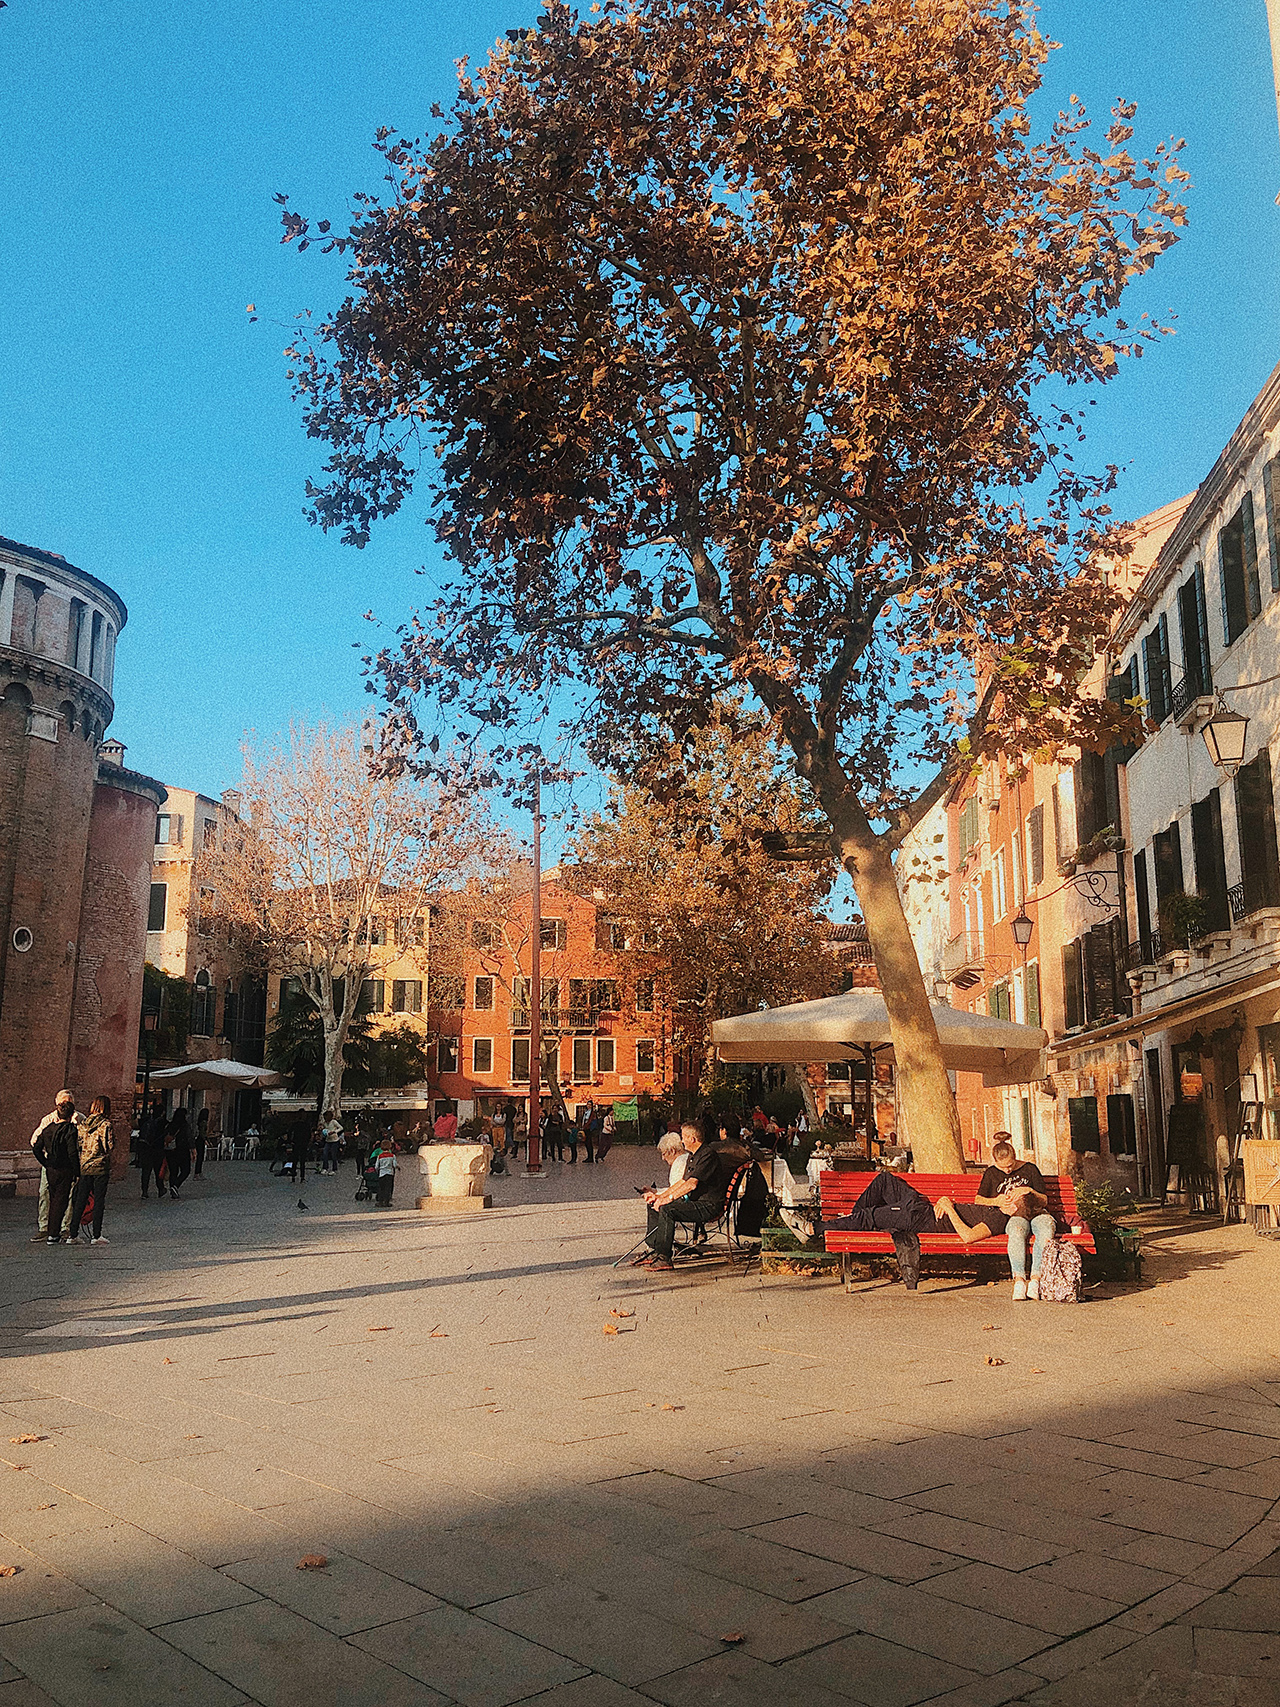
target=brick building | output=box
[430,868,673,1124]
[0,536,163,1192]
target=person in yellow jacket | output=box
[70,1097,115,1245]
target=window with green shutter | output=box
[1025,962,1041,1029]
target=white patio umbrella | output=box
[147,1060,286,1091]
[711,989,1047,1087]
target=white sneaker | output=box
[1012,1277,1028,1301]
[92,1235,110,1245]
[1027,1277,1041,1301]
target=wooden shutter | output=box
[1062,940,1083,1030]
[1221,515,1249,645]
[1027,803,1044,887]
[1133,848,1152,961]
[1264,457,1280,593]
[1243,491,1262,620]
[1025,961,1041,1029]
[1191,789,1229,933]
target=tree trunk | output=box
[321,1021,345,1121]
[792,1064,821,1128]
[827,800,964,1172]
[749,676,966,1174]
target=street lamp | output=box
[141,1011,159,1115]
[1011,909,1034,950]
[1202,700,1250,776]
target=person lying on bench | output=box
[633,1121,725,1271]
[934,1135,1055,1301]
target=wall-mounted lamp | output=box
[1011,909,1034,949]
[1202,699,1249,775]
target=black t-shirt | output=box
[978,1162,1047,1204]
[683,1142,727,1205]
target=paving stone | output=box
[869,1511,1064,1571]
[642,1646,864,1707]
[923,1671,1049,1707]
[748,1516,959,1584]
[922,1561,1125,1636]
[21,1523,259,1627]
[584,1550,856,1663]
[1017,1627,1196,1705]
[157,1598,445,1705]
[1106,1531,1220,1577]
[707,1468,901,1529]
[802,1578,1052,1674]
[0,1682,62,1706]
[1191,1628,1280,1675]
[222,1546,439,1634]
[351,1603,586,1705]
[0,1542,100,1624]
[163,1452,323,1509]
[780,1629,978,1705]
[477,1582,723,1685]
[659,1527,861,1602]
[0,1604,248,1707]
[509,1678,658,1707]
[1182,1578,1280,1631]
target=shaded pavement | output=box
[0,1148,1278,1706]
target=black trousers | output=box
[563,1133,578,1162]
[140,1153,164,1196]
[71,1173,109,1239]
[646,1198,721,1260]
[169,1148,192,1192]
[375,1173,394,1205]
[45,1168,77,1239]
[194,1136,206,1176]
[583,1132,595,1163]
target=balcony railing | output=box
[942,932,983,988]
[1229,883,1249,925]
[1127,931,1164,969]
[511,1006,597,1033]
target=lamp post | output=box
[526,770,543,1176]
[141,1011,159,1116]
[1202,700,1250,776]
[1011,909,1034,953]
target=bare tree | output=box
[203,721,500,1120]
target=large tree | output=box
[568,716,837,1080]
[203,721,498,1121]
[279,0,1186,1167]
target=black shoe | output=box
[891,1231,921,1291]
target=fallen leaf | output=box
[368,1326,392,1333]
[610,1308,635,1319]
[981,1324,999,1331]
[429,1331,448,1339]
[720,1631,746,1644]
[9,1465,28,1472]
[162,1358,174,1365]
[0,1566,20,1578]
[1163,1321,1174,1326]
[985,1356,1005,1367]
[661,1403,685,1410]
[296,1555,328,1571]
[603,1323,620,1335]
[1030,1367,1045,1374]
[183,1435,202,1440]
[34,1504,55,1511]
[9,1436,43,1445]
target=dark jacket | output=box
[830,1169,941,1233]
[33,1119,81,1175]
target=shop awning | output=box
[149,1060,285,1091]
[711,991,1047,1088]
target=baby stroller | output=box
[354,1164,378,1203]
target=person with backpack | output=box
[70,1096,115,1245]
[28,1090,84,1241]
[31,1096,82,1245]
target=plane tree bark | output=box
[277,0,1186,1167]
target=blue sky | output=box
[1,0,1277,853]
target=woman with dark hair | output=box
[166,1107,192,1199]
[71,1097,115,1244]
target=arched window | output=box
[191,970,216,1037]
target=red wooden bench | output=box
[819,1170,1095,1292]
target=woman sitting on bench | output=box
[934,1135,1056,1301]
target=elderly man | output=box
[30,1091,84,1244]
[633,1121,727,1272]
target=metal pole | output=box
[526,772,543,1174]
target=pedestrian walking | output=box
[31,1099,82,1245]
[138,1107,167,1199]
[585,1103,603,1165]
[597,1106,615,1162]
[166,1107,192,1198]
[195,1106,209,1178]
[370,1135,397,1207]
[70,1096,115,1245]
[28,1090,83,1242]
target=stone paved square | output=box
[1,1152,1278,1705]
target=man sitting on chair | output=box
[634,1121,725,1271]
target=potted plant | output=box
[1158,892,1210,952]
[1075,1179,1141,1279]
